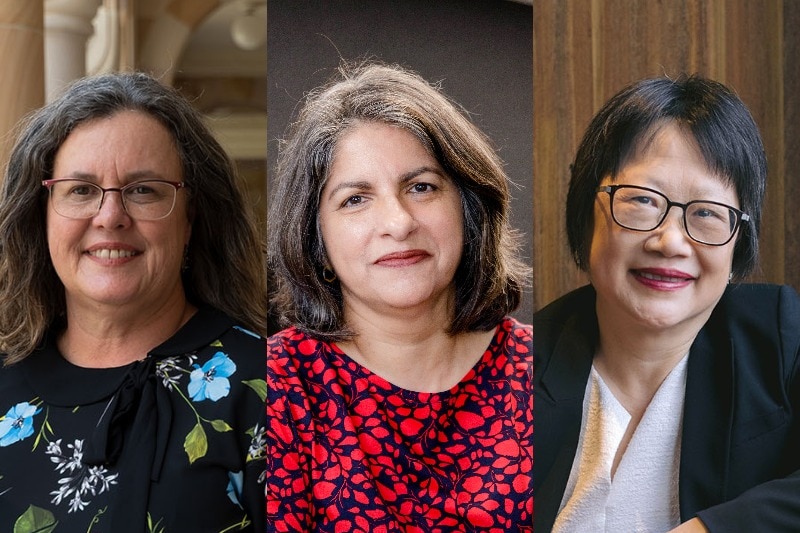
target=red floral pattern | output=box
[267,318,533,532]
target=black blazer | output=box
[533,283,800,532]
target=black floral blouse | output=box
[0,306,266,532]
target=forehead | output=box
[624,122,705,166]
[52,112,183,188]
[616,122,738,197]
[325,122,435,179]
[60,111,175,151]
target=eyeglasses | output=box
[596,184,749,246]
[42,179,186,221]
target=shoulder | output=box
[182,308,266,379]
[533,285,596,331]
[533,285,597,350]
[267,327,338,380]
[159,305,264,355]
[501,316,532,344]
[496,317,532,378]
[267,326,331,357]
[704,283,800,368]
[714,283,800,329]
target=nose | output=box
[92,189,131,228]
[644,206,693,256]
[377,196,418,239]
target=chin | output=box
[630,304,699,331]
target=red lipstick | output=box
[632,268,695,291]
[375,249,430,267]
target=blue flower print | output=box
[188,352,237,402]
[233,325,261,339]
[0,402,41,447]
[226,470,244,508]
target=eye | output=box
[409,182,437,194]
[629,195,657,206]
[130,184,157,195]
[68,184,97,196]
[341,195,363,208]
[690,203,728,221]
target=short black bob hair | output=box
[566,74,766,280]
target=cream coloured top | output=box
[553,354,689,533]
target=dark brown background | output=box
[533,0,800,308]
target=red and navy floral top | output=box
[267,318,532,532]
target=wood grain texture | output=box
[534,0,796,308]
[784,1,800,290]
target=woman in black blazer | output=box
[533,75,800,532]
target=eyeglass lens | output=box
[48,180,178,220]
[610,186,738,245]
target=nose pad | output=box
[660,208,686,233]
[94,190,130,223]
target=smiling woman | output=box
[0,72,266,532]
[534,75,800,533]
[267,62,533,531]
[318,122,465,344]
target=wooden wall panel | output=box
[533,1,592,308]
[785,2,800,290]
[534,0,796,308]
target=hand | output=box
[667,517,709,533]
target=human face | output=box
[47,110,191,313]
[319,122,464,319]
[589,123,739,334]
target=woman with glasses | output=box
[267,62,532,531]
[0,72,266,531]
[534,75,800,532]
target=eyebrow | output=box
[325,166,444,201]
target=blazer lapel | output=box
[534,311,595,531]
[679,316,735,520]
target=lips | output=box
[374,249,430,266]
[88,249,137,259]
[85,243,140,260]
[632,268,695,290]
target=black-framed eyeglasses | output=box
[596,184,749,246]
[42,179,186,221]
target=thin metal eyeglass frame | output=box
[596,184,750,246]
[41,179,186,221]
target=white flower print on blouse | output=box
[47,438,119,513]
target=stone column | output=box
[138,0,218,85]
[0,1,44,172]
[44,0,102,102]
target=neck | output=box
[594,307,697,414]
[59,293,196,368]
[338,300,495,393]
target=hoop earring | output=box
[322,267,337,283]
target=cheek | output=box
[45,216,79,258]
[318,213,351,268]
[706,245,736,278]
[588,217,612,266]
[437,196,465,244]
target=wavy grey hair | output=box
[0,72,266,365]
